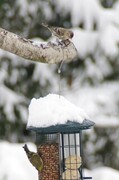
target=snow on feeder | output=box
[27,94,95,180]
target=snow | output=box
[64,81,119,127]
[55,0,101,28]
[16,0,39,17]
[0,141,37,180]
[85,167,119,180]
[13,0,119,60]
[16,0,53,21]
[92,167,119,180]
[72,28,98,58]
[0,141,119,180]
[54,0,119,59]
[33,63,58,89]
[0,0,119,127]
[71,23,119,59]
[99,24,119,58]
[27,94,89,128]
[56,0,119,29]
[0,1,118,178]
[0,84,27,121]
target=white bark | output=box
[0,27,77,64]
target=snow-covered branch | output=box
[0,27,77,64]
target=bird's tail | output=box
[23,144,30,154]
[41,23,53,33]
[41,22,49,28]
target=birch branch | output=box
[0,27,77,64]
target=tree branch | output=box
[0,27,77,64]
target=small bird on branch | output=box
[42,23,74,41]
[23,144,43,172]
[42,23,75,74]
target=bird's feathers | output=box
[23,144,43,172]
[42,23,74,40]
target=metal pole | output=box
[79,130,84,180]
[61,133,65,172]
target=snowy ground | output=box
[0,141,119,180]
[0,142,37,180]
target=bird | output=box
[42,23,74,41]
[23,144,43,172]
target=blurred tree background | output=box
[0,0,119,170]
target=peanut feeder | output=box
[27,94,95,179]
[28,119,94,180]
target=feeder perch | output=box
[28,119,95,180]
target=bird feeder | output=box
[28,119,94,180]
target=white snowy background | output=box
[0,0,119,179]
